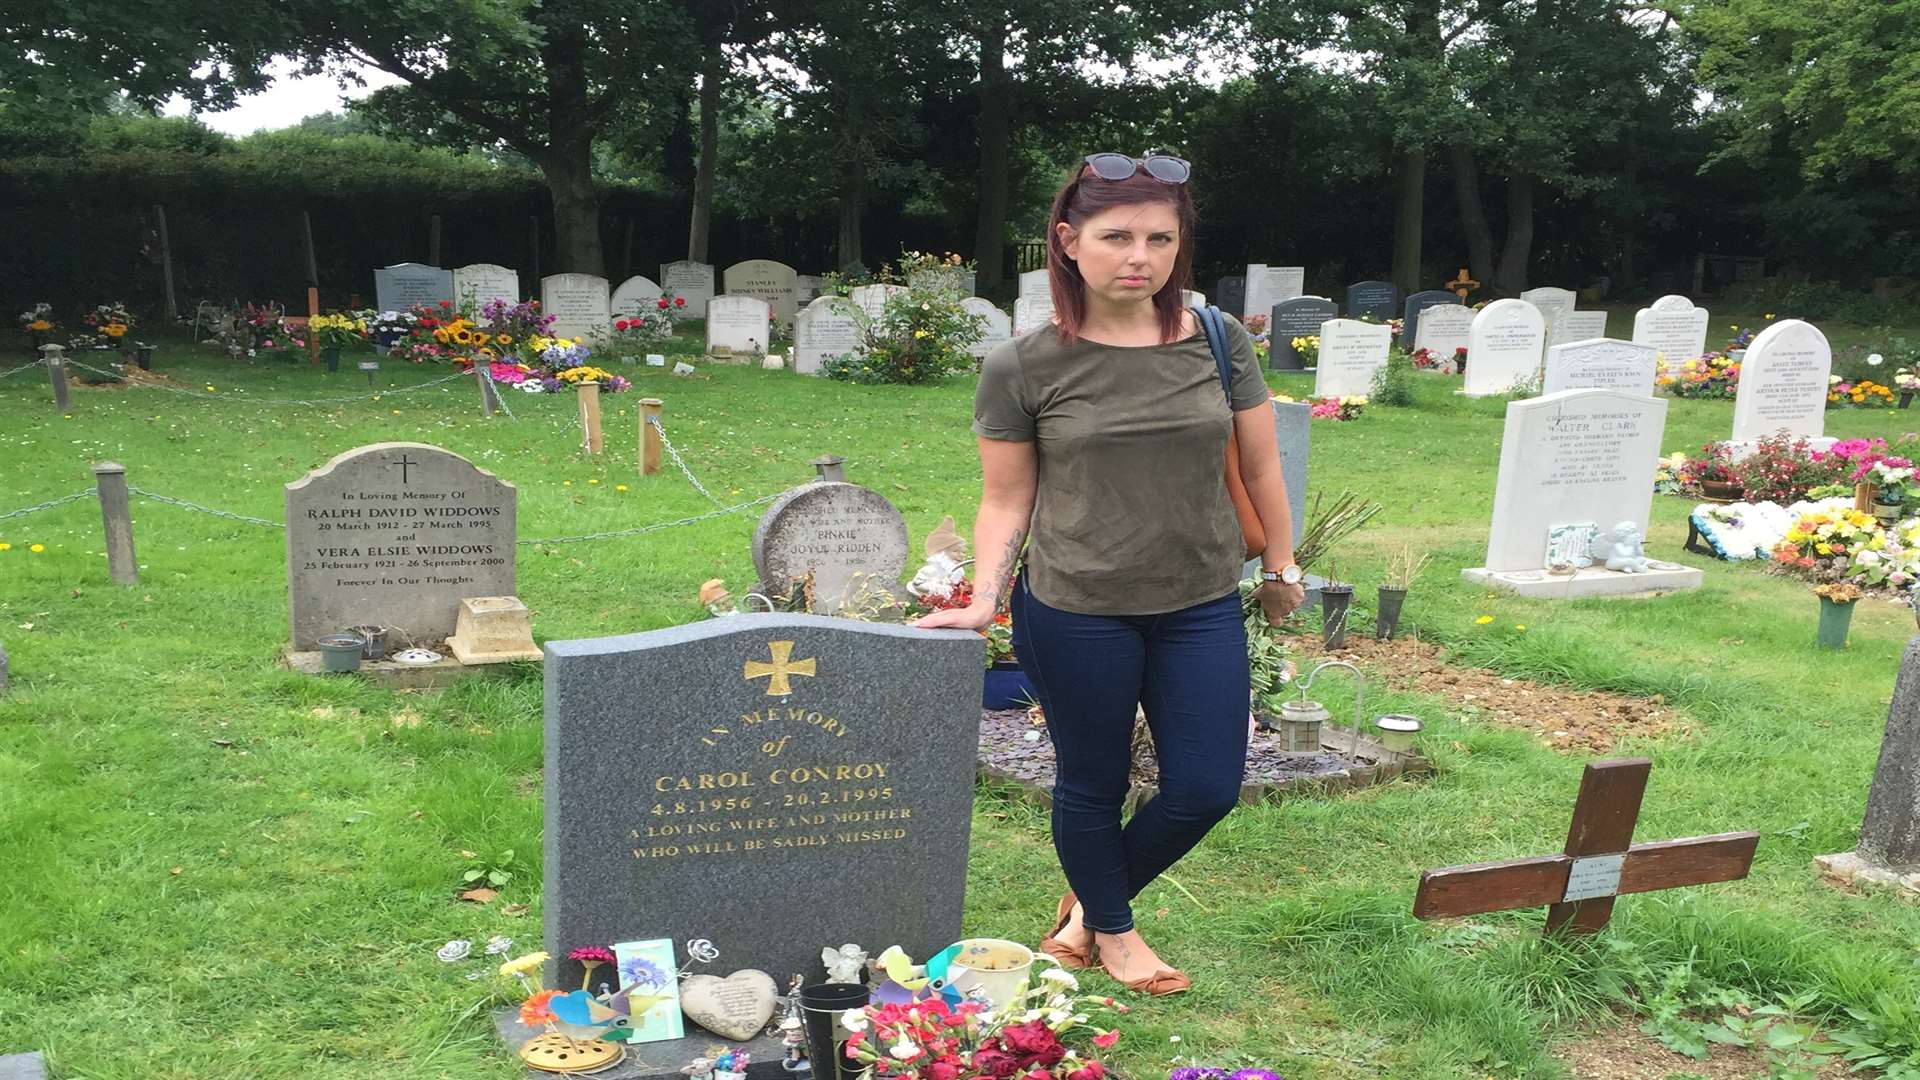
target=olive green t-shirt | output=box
[972,314,1269,616]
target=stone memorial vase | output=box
[1375,585,1408,640]
[134,344,153,371]
[1816,597,1857,650]
[318,633,366,673]
[1875,495,1905,526]
[1319,584,1355,650]
[798,982,871,1080]
[983,661,1036,711]
[321,345,342,373]
[1900,390,1914,409]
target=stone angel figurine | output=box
[1602,521,1650,574]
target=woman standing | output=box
[917,154,1304,994]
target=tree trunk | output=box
[1390,148,1426,294]
[837,151,867,272]
[1446,142,1496,290]
[972,18,1012,292]
[688,50,722,264]
[541,144,605,276]
[1494,172,1533,295]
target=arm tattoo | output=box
[989,528,1027,605]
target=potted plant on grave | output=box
[1377,545,1431,640]
[1869,459,1916,525]
[17,302,55,353]
[1289,333,1320,369]
[309,312,369,373]
[1814,581,1864,649]
[1679,441,1743,503]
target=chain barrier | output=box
[0,490,95,523]
[58,359,470,406]
[125,486,285,529]
[0,362,41,379]
[517,491,780,546]
[481,369,516,420]
[646,415,728,508]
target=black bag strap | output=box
[1191,304,1233,403]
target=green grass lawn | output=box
[4,311,1920,1079]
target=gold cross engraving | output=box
[743,641,816,697]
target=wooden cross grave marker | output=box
[1413,758,1759,935]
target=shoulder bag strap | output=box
[1191,304,1233,403]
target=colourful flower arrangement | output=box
[840,971,1126,1079]
[1896,367,1920,393]
[1271,392,1367,420]
[1827,376,1895,408]
[17,302,55,340]
[240,303,298,350]
[1771,505,1886,584]
[1169,1069,1286,1080]
[1654,451,1689,494]
[1655,352,1740,399]
[1289,334,1320,367]
[1243,314,1271,367]
[479,298,554,347]
[309,312,368,349]
[1408,346,1464,374]
[612,301,676,352]
[555,365,630,391]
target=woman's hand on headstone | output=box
[913,601,998,631]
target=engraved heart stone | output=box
[680,969,778,1042]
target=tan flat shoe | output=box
[1037,890,1092,969]
[1090,939,1191,996]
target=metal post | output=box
[639,398,663,476]
[92,462,138,585]
[41,344,70,411]
[477,366,500,418]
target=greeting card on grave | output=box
[610,938,686,1043]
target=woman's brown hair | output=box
[1044,162,1197,345]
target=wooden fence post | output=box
[92,462,138,585]
[579,381,604,454]
[639,398,663,476]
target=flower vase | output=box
[1901,390,1914,409]
[1375,585,1408,640]
[1320,584,1355,650]
[798,982,870,1080]
[1875,499,1904,526]
[321,345,342,373]
[982,661,1036,711]
[1816,597,1856,650]
[1856,482,1876,513]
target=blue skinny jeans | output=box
[1011,574,1250,934]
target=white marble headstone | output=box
[1631,295,1711,362]
[1244,264,1305,320]
[849,284,906,322]
[794,296,861,376]
[1464,299,1547,396]
[1013,297,1052,336]
[374,263,455,313]
[541,273,612,342]
[706,295,772,355]
[452,264,520,309]
[1520,287,1577,345]
[1312,319,1393,398]
[724,259,800,329]
[1543,338,1659,396]
[1561,310,1608,343]
[1732,319,1832,442]
[1412,304,1475,358]
[610,275,665,321]
[961,297,1012,359]
[1459,386,1704,595]
[661,260,715,319]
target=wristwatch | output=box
[1261,564,1304,586]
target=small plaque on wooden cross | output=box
[1413,758,1758,935]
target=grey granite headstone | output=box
[1345,280,1400,321]
[1270,296,1338,370]
[1215,276,1246,319]
[0,1052,46,1080]
[543,614,984,994]
[1402,290,1464,353]
[285,443,516,651]
[1859,636,1920,868]
[1244,401,1314,594]
[373,262,455,313]
[751,482,910,613]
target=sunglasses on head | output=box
[1083,152,1190,185]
